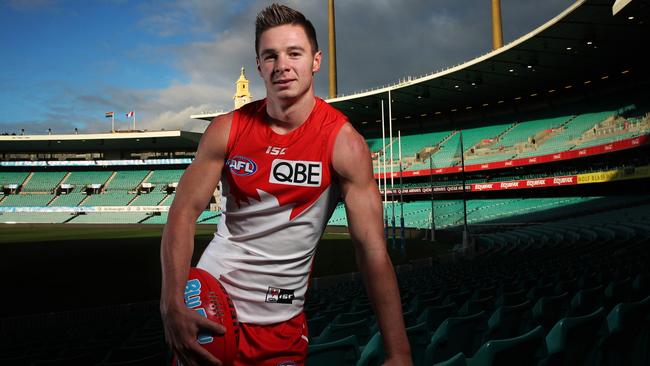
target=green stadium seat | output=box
[402,308,419,328]
[526,283,555,304]
[406,322,429,366]
[467,326,546,366]
[307,335,359,366]
[22,172,67,192]
[314,318,371,345]
[317,305,347,322]
[432,352,467,366]
[472,286,497,300]
[307,314,329,340]
[541,307,605,366]
[417,303,457,335]
[632,274,649,300]
[444,290,472,307]
[424,311,486,365]
[603,277,633,311]
[356,332,383,366]
[483,300,531,342]
[410,294,443,316]
[458,296,495,317]
[333,309,372,325]
[598,295,650,366]
[495,289,526,307]
[568,285,604,316]
[529,292,569,332]
[355,322,428,366]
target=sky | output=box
[0,0,576,135]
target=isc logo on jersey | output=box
[269,159,322,187]
[227,156,257,176]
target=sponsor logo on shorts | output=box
[265,286,295,304]
[227,156,257,176]
[269,159,321,187]
[277,362,298,366]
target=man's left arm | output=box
[332,123,412,366]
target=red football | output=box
[172,267,239,366]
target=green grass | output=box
[0,225,355,244]
[0,225,212,244]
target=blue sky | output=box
[0,0,574,135]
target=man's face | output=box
[257,24,322,103]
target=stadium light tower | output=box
[492,0,504,50]
[328,0,338,98]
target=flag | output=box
[105,112,114,118]
[126,111,135,118]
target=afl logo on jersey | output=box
[227,156,257,176]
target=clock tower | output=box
[233,67,252,110]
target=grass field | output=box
[0,225,361,243]
[0,224,451,317]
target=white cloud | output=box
[81,0,576,132]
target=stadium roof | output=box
[328,0,649,126]
[0,130,202,153]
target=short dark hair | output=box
[255,3,319,56]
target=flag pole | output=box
[460,129,469,252]
[133,110,136,130]
[388,89,395,251]
[381,100,388,241]
[398,130,405,256]
[429,153,436,242]
[112,114,115,133]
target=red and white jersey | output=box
[198,98,348,325]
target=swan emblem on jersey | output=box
[227,156,257,176]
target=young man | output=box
[160,4,412,366]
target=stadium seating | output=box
[424,311,486,364]
[467,326,546,366]
[306,335,359,366]
[0,212,73,223]
[367,103,649,172]
[128,192,167,206]
[2,195,648,365]
[21,172,67,192]
[0,193,53,207]
[106,170,149,191]
[542,307,605,366]
[598,295,650,366]
[63,171,112,192]
[50,192,85,206]
[81,193,135,207]
[144,169,184,189]
[0,171,28,187]
[67,213,150,224]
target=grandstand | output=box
[1,0,649,365]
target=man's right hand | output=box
[161,302,227,366]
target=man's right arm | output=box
[160,112,232,366]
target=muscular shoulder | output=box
[332,123,372,181]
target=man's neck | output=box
[265,92,317,135]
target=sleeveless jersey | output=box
[198,97,348,325]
